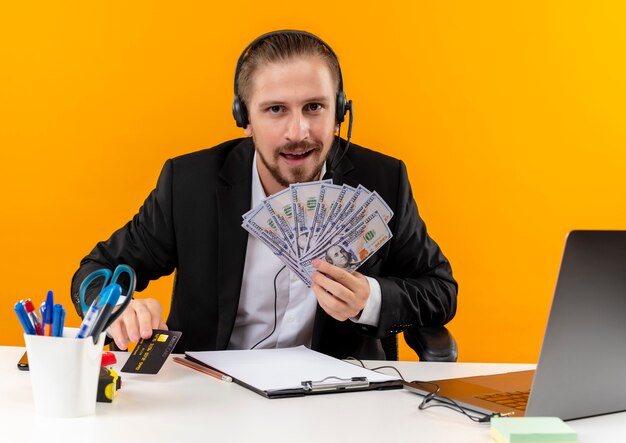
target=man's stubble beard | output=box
[255,139,328,188]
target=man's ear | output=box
[244,124,253,137]
[335,123,340,133]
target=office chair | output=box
[381,325,458,362]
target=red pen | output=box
[173,357,233,382]
[23,299,43,335]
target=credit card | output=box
[121,329,182,374]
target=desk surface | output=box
[0,346,623,443]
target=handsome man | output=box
[71,30,457,359]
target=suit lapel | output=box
[332,141,355,181]
[215,139,254,349]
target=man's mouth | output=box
[280,149,315,161]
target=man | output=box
[71,30,457,359]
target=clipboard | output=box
[185,346,403,399]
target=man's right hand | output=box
[108,298,168,350]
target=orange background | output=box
[1,2,625,362]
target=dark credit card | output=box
[121,329,182,374]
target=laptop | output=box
[405,230,626,420]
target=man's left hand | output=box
[311,258,370,321]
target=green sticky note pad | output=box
[491,417,577,443]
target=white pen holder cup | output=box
[24,327,106,418]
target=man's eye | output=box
[307,103,322,112]
[268,105,283,113]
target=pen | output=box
[173,357,233,382]
[14,301,37,335]
[23,299,43,335]
[88,284,122,343]
[52,304,65,337]
[76,300,101,339]
[39,302,47,335]
[44,290,54,336]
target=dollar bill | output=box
[329,185,371,233]
[290,180,331,257]
[242,208,311,285]
[241,180,393,287]
[243,204,296,256]
[262,187,298,255]
[300,211,392,279]
[306,182,343,253]
[302,185,371,260]
[312,184,356,251]
[331,190,393,241]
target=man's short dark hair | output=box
[237,32,341,106]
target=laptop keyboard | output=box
[475,390,530,411]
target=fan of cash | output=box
[242,180,394,287]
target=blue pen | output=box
[52,304,65,337]
[39,302,47,334]
[88,284,122,344]
[14,302,37,335]
[44,290,54,336]
[76,299,101,339]
[59,305,66,336]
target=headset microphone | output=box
[323,100,353,184]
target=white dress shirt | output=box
[227,153,382,350]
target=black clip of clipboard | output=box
[301,376,370,392]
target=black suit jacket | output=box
[71,138,457,359]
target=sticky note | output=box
[491,417,577,443]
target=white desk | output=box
[0,346,623,442]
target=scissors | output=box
[78,264,136,341]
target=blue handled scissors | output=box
[78,264,136,327]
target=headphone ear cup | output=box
[335,91,347,124]
[232,96,249,128]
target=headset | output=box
[232,30,354,181]
[232,30,350,128]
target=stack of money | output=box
[242,180,394,287]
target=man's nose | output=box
[285,112,310,141]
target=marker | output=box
[23,299,43,335]
[43,291,54,336]
[14,302,37,335]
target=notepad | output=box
[490,417,577,443]
[185,346,403,398]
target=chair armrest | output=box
[403,325,458,362]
